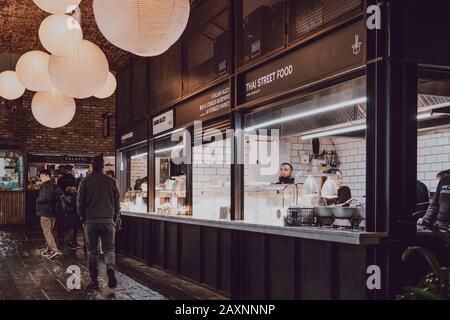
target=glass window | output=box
[416,71,450,216]
[243,77,367,227]
[192,120,231,221]
[122,146,148,213]
[154,133,189,216]
[0,150,21,190]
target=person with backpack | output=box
[36,169,62,259]
[58,165,82,249]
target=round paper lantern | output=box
[39,14,83,56]
[93,0,190,56]
[48,40,109,99]
[31,86,76,128]
[0,71,25,100]
[16,51,52,92]
[33,0,81,14]
[95,72,117,99]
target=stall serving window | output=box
[154,133,189,215]
[243,77,367,227]
[192,119,231,221]
[416,70,450,218]
[122,146,148,213]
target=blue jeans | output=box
[84,223,115,280]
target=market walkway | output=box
[0,227,225,300]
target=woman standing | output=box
[320,168,352,205]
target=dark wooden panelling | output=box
[201,227,219,289]
[266,235,295,299]
[1,191,26,225]
[131,57,148,122]
[338,244,367,300]
[165,222,179,274]
[153,220,165,268]
[218,228,232,295]
[241,232,266,299]
[180,224,201,282]
[150,41,182,110]
[117,66,131,132]
[299,239,333,299]
[135,218,145,260]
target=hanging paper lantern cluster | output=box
[5,0,117,128]
[93,0,190,56]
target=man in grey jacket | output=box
[77,155,121,290]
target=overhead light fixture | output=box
[300,122,366,140]
[130,153,148,160]
[154,145,184,155]
[244,97,367,132]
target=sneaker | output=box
[39,248,51,256]
[47,251,62,259]
[67,242,82,250]
[107,268,117,289]
[42,250,53,258]
[86,280,100,291]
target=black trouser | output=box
[84,223,116,280]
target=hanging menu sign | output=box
[238,20,366,104]
[152,109,174,135]
[176,83,231,127]
[28,154,93,164]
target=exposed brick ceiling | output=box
[0,0,133,71]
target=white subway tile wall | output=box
[417,131,450,192]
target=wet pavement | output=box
[0,227,224,300]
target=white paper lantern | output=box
[39,14,83,56]
[31,86,76,128]
[48,40,109,99]
[15,51,52,92]
[95,72,117,99]
[0,71,25,100]
[33,0,81,14]
[93,0,190,57]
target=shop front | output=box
[115,0,450,299]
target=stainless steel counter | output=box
[121,211,387,245]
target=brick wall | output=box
[0,91,115,156]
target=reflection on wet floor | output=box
[0,228,166,300]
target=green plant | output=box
[397,227,450,300]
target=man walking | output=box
[77,155,121,290]
[36,169,62,259]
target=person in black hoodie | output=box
[77,155,121,290]
[36,169,62,260]
[420,170,450,231]
[55,165,76,246]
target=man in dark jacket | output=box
[55,165,77,246]
[420,172,450,231]
[36,169,62,259]
[77,155,121,290]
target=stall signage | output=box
[121,132,134,142]
[153,110,174,135]
[239,20,366,104]
[176,83,230,127]
[28,154,93,164]
[0,139,21,150]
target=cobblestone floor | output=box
[0,227,221,300]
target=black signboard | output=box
[28,154,93,164]
[0,139,21,150]
[176,83,231,127]
[238,20,366,104]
